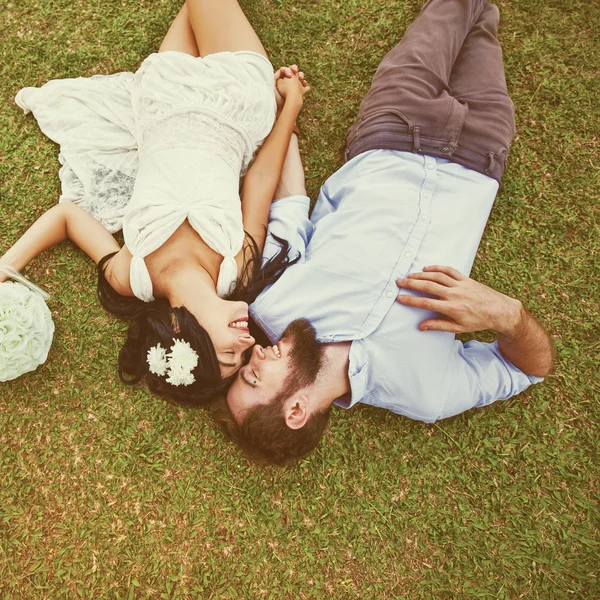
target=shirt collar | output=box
[335,339,368,409]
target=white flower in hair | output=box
[166,364,196,387]
[147,344,168,376]
[147,339,198,386]
[167,339,199,372]
[143,338,198,387]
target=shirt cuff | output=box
[269,194,311,219]
[263,194,312,265]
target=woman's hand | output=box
[274,65,310,112]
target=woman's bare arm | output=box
[0,202,120,282]
[240,71,308,254]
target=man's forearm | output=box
[396,265,554,378]
[496,301,554,377]
[273,133,306,201]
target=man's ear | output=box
[282,392,309,430]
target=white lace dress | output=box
[15,50,276,301]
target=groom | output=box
[213,0,554,463]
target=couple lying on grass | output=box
[0,0,553,464]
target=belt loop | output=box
[486,151,496,175]
[411,126,421,152]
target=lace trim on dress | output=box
[142,110,250,175]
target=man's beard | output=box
[279,319,323,396]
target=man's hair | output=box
[212,390,331,465]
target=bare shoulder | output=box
[103,246,134,297]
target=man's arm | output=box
[260,127,312,266]
[396,265,554,377]
[273,132,306,201]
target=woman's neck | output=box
[163,264,219,310]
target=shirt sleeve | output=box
[440,340,544,420]
[262,195,312,265]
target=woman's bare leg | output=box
[159,4,200,56]
[185,0,268,58]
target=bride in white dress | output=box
[0,0,309,404]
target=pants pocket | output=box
[346,108,414,150]
[440,97,469,150]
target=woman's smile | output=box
[229,318,249,332]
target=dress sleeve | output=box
[129,255,155,303]
[440,340,544,420]
[263,195,312,264]
[15,72,138,233]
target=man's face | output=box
[226,319,323,423]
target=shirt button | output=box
[386,291,394,298]
[427,163,435,170]
[422,191,431,199]
[421,214,428,221]
[405,251,413,258]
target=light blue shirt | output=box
[252,150,542,422]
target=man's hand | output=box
[396,265,554,377]
[396,265,523,335]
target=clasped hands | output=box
[396,265,524,336]
[274,64,310,111]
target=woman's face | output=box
[200,300,255,379]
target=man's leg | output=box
[346,0,486,153]
[448,1,515,173]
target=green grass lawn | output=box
[1,0,598,598]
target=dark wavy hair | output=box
[211,393,330,465]
[97,233,298,406]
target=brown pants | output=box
[345,0,515,182]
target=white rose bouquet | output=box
[0,266,55,382]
